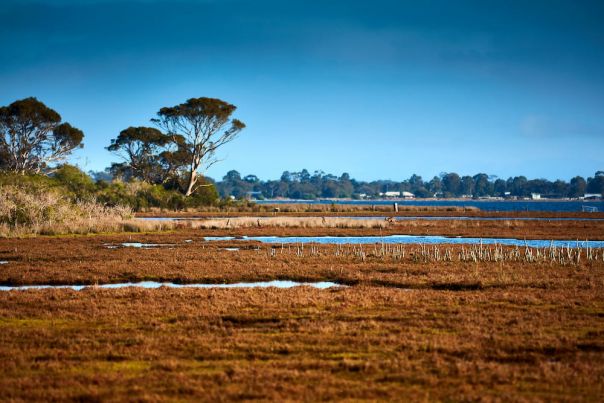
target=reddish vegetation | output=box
[0,232,602,287]
[228,218,604,239]
[133,215,604,241]
[0,220,603,400]
[136,204,604,219]
[167,218,603,240]
[1,285,603,401]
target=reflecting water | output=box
[138,215,604,222]
[137,217,191,221]
[0,280,342,291]
[204,235,604,248]
[389,216,603,222]
[0,261,8,265]
[104,243,174,249]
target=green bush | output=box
[1,165,221,213]
[52,164,96,200]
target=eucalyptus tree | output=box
[152,97,245,196]
[568,176,586,198]
[0,97,83,174]
[107,126,186,184]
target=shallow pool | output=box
[204,235,604,248]
[0,280,342,291]
[139,215,604,222]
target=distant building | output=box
[379,191,401,198]
[531,193,541,200]
[401,191,415,199]
[584,193,602,200]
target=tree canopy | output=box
[152,97,245,196]
[106,126,186,184]
[0,97,83,173]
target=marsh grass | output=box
[254,203,480,213]
[0,185,177,236]
[1,279,603,400]
[140,203,480,214]
[1,230,603,400]
[190,216,389,229]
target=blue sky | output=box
[1,0,603,181]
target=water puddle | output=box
[0,261,8,265]
[204,235,604,248]
[136,217,192,221]
[222,248,240,251]
[0,280,342,291]
[104,243,174,249]
[121,242,169,248]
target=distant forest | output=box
[142,169,604,200]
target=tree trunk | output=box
[185,169,197,196]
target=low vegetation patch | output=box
[0,184,176,236]
[191,216,389,229]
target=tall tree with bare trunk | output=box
[0,97,83,174]
[152,97,245,196]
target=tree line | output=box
[1,96,244,199]
[2,97,602,210]
[213,169,604,200]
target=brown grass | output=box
[148,218,604,240]
[0,226,603,401]
[136,205,604,219]
[190,216,389,229]
[0,184,181,237]
[135,215,604,240]
[253,203,481,213]
[1,285,603,400]
[139,203,480,215]
[0,232,602,288]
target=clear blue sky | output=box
[1,0,603,182]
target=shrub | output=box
[0,183,133,236]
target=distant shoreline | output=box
[255,198,601,203]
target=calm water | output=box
[104,243,175,249]
[204,235,604,248]
[137,215,604,222]
[257,199,604,212]
[0,280,341,291]
[343,216,604,221]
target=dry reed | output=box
[231,203,480,213]
[0,185,177,236]
[190,216,390,229]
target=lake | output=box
[256,199,604,212]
